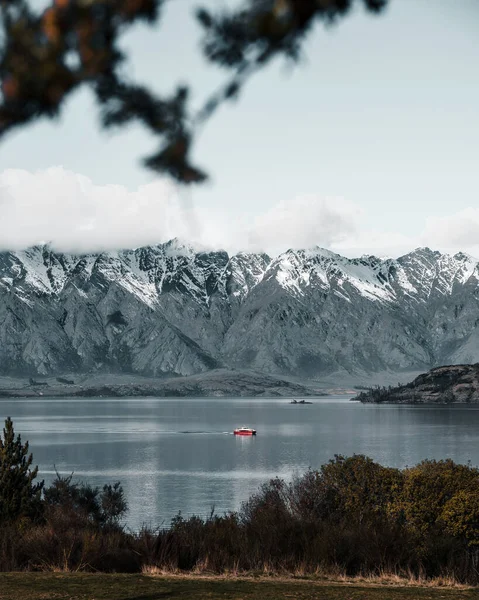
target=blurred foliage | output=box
[0,0,389,183]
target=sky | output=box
[0,0,478,257]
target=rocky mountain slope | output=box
[1,241,479,379]
[354,364,479,404]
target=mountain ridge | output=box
[1,241,479,379]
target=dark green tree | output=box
[101,481,128,527]
[0,416,44,524]
[0,0,389,184]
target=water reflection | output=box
[2,397,479,528]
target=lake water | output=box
[2,396,479,530]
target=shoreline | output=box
[0,369,356,399]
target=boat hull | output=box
[234,430,256,436]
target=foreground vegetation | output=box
[4,418,479,587]
[0,573,478,600]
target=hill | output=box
[354,364,479,403]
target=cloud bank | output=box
[0,167,478,258]
[0,167,360,254]
[247,195,361,254]
[422,209,479,249]
[0,167,199,252]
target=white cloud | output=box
[1,167,477,259]
[421,208,479,249]
[247,195,361,254]
[0,167,200,252]
[0,168,364,255]
[333,230,419,259]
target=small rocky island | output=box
[290,399,313,404]
[354,364,479,404]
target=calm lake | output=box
[2,396,479,530]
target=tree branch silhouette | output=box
[0,0,389,183]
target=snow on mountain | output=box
[0,242,478,378]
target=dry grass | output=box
[139,567,474,589]
[331,571,471,589]
[0,573,478,600]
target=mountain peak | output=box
[401,247,442,260]
[1,241,479,379]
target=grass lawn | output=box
[0,574,478,600]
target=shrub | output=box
[394,459,479,537]
[4,417,479,582]
[43,472,127,530]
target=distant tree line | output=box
[355,374,462,403]
[354,385,397,403]
[3,417,479,582]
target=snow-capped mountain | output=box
[1,241,478,378]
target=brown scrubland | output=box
[2,418,479,586]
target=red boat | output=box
[234,427,256,436]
